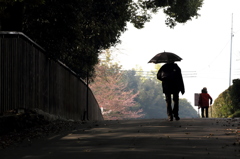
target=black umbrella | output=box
[148,51,182,64]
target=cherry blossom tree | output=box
[90,51,144,120]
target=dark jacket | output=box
[157,63,185,94]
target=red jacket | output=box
[198,93,212,107]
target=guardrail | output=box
[0,32,103,121]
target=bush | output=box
[228,110,240,118]
[212,79,240,118]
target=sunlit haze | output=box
[111,0,240,110]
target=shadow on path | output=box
[1,118,240,159]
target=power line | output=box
[197,40,230,73]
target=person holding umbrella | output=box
[149,52,185,121]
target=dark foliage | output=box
[0,0,203,80]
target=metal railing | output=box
[0,32,103,121]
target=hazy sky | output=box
[112,0,240,109]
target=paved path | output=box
[1,118,240,159]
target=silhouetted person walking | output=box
[157,62,185,121]
[198,87,212,118]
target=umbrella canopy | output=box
[148,52,182,64]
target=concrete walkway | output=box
[1,118,240,159]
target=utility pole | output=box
[229,13,233,86]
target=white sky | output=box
[111,0,240,110]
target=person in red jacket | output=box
[198,87,213,118]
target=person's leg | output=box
[173,92,180,120]
[201,108,204,118]
[165,93,173,121]
[206,107,209,118]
